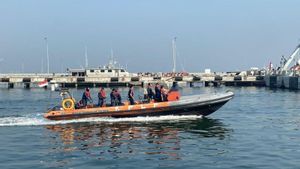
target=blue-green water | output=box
[0,87,299,169]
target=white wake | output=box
[0,114,202,127]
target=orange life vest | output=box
[100,90,106,98]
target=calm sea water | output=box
[0,86,299,169]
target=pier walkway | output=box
[0,73,265,89]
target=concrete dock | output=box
[265,75,300,90]
[0,73,265,89]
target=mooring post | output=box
[8,83,14,89]
[24,83,30,89]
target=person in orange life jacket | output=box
[160,85,168,102]
[128,85,135,105]
[82,88,92,107]
[98,87,106,107]
[155,83,162,102]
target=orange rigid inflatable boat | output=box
[44,90,234,120]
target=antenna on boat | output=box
[41,57,44,73]
[44,37,50,74]
[109,48,116,68]
[0,58,4,71]
[60,57,64,73]
[85,46,88,68]
[0,58,3,73]
[111,49,115,61]
[172,37,177,73]
[180,52,186,72]
[21,63,24,73]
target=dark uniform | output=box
[128,87,135,105]
[147,86,154,101]
[155,84,161,102]
[110,89,116,106]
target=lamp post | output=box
[172,37,177,73]
[44,37,49,74]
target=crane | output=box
[281,45,300,72]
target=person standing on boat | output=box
[114,89,122,106]
[82,88,92,107]
[128,85,135,105]
[98,87,106,107]
[147,83,154,102]
[110,88,116,106]
[155,83,161,102]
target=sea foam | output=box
[0,114,202,127]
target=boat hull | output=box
[44,92,234,120]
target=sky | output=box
[0,0,300,73]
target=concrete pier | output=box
[0,73,265,89]
[265,75,300,90]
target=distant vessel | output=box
[67,51,133,77]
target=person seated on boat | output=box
[154,83,162,102]
[128,85,135,105]
[169,82,179,92]
[167,82,180,101]
[97,87,106,107]
[75,99,84,109]
[146,83,154,102]
[160,85,168,102]
[82,87,92,107]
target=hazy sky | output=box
[0,0,300,73]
